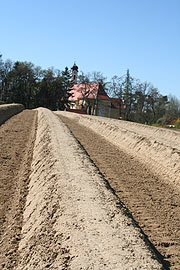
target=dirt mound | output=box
[0,110,37,269]
[57,111,180,191]
[16,108,162,269]
[0,104,24,125]
[58,113,180,269]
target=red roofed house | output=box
[67,63,124,119]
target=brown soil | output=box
[17,108,162,269]
[59,114,180,270]
[0,108,179,269]
[0,110,37,269]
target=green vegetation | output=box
[0,54,72,110]
[175,118,180,129]
[0,54,180,126]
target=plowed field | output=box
[0,110,37,269]
[58,113,180,270]
[0,108,179,269]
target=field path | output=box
[57,112,180,270]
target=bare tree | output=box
[109,75,123,117]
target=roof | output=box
[69,82,110,101]
[98,95,110,100]
[110,98,124,109]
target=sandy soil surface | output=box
[1,108,179,269]
[16,108,163,269]
[57,112,180,270]
[57,112,180,191]
[0,104,24,125]
[0,110,37,269]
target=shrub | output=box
[175,118,180,129]
[156,118,163,125]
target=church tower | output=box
[70,62,78,84]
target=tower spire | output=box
[70,62,78,84]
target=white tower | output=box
[70,62,78,84]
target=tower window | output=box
[73,75,76,80]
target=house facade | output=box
[67,64,123,119]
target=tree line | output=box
[78,70,180,125]
[108,70,180,125]
[0,54,180,125]
[0,54,72,110]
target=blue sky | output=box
[1,0,180,99]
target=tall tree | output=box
[77,72,94,107]
[132,81,146,123]
[6,61,36,108]
[1,59,13,101]
[122,69,134,120]
[90,71,109,91]
[0,54,4,100]
[109,75,123,117]
[61,67,73,109]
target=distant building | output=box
[70,63,78,84]
[67,63,124,119]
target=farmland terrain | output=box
[57,111,180,270]
[0,108,179,269]
[0,110,37,269]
